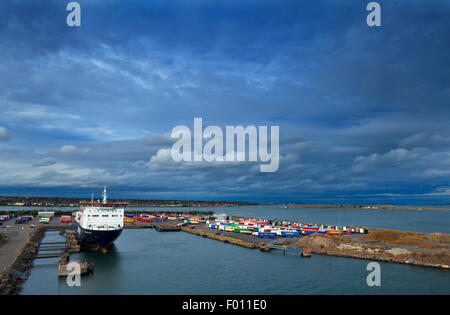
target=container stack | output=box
[0,214,13,226]
[15,216,33,224]
[39,216,51,224]
[206,218,368,239]
[182,216,206,224]
[38,211,54,224]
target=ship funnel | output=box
[102,186,107,203]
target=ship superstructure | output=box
[74,187,127,249]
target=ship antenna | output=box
[103,186,107,204]
[91,193,94,203]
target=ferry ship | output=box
[74,187,127,250]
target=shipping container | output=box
[281,231,299,237]
[60,216,72,223]
[258,232,277,238]
[38,211,55,217]
[303,226,319,231]
[326,230,344,235]
[39,217,51,224]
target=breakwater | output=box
[0,226,46,294]
[180,226,260,249]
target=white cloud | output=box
[147,148,247,171]
[425,187,450,196]
[352,147,428,173]
[399,133,427,147]
[0,127,10,141]
[33,157,56,167]
[430,134,450,144]
[400,133,450,148]
[5,104,81,122]
[57,145,90,155]
[415,169,450,179]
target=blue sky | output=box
[0,0,449,203]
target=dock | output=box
[0,214,95,294]
[260,242,311,257]
[154,223,180,232]
[57,253,94,277]
[180,225,261,249]
[20,230,80,259]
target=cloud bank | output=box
[0,0,449,203]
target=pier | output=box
[260,243,312,257]
[0,215,95,294]
[180,225,261,249]
[154,223,180,232]
[57,253,94,277]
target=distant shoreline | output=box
[0,195,449,211]
[1,204,450,212]
[286,204,450,211]
[0,196,257,208]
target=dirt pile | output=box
[288,234,351,249]
[361,229,450,249]
[284,229,450,269]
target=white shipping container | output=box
[38,211,55,217]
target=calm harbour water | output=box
[17,206,450,294]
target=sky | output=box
[0,0,449,204]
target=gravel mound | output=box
[291,234,340,249]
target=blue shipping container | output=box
[281,231,299,237]
[258,232,277,238]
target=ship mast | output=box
[102,186,107,204]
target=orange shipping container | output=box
[326,230,344,235]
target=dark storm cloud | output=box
[0,0,449,203]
